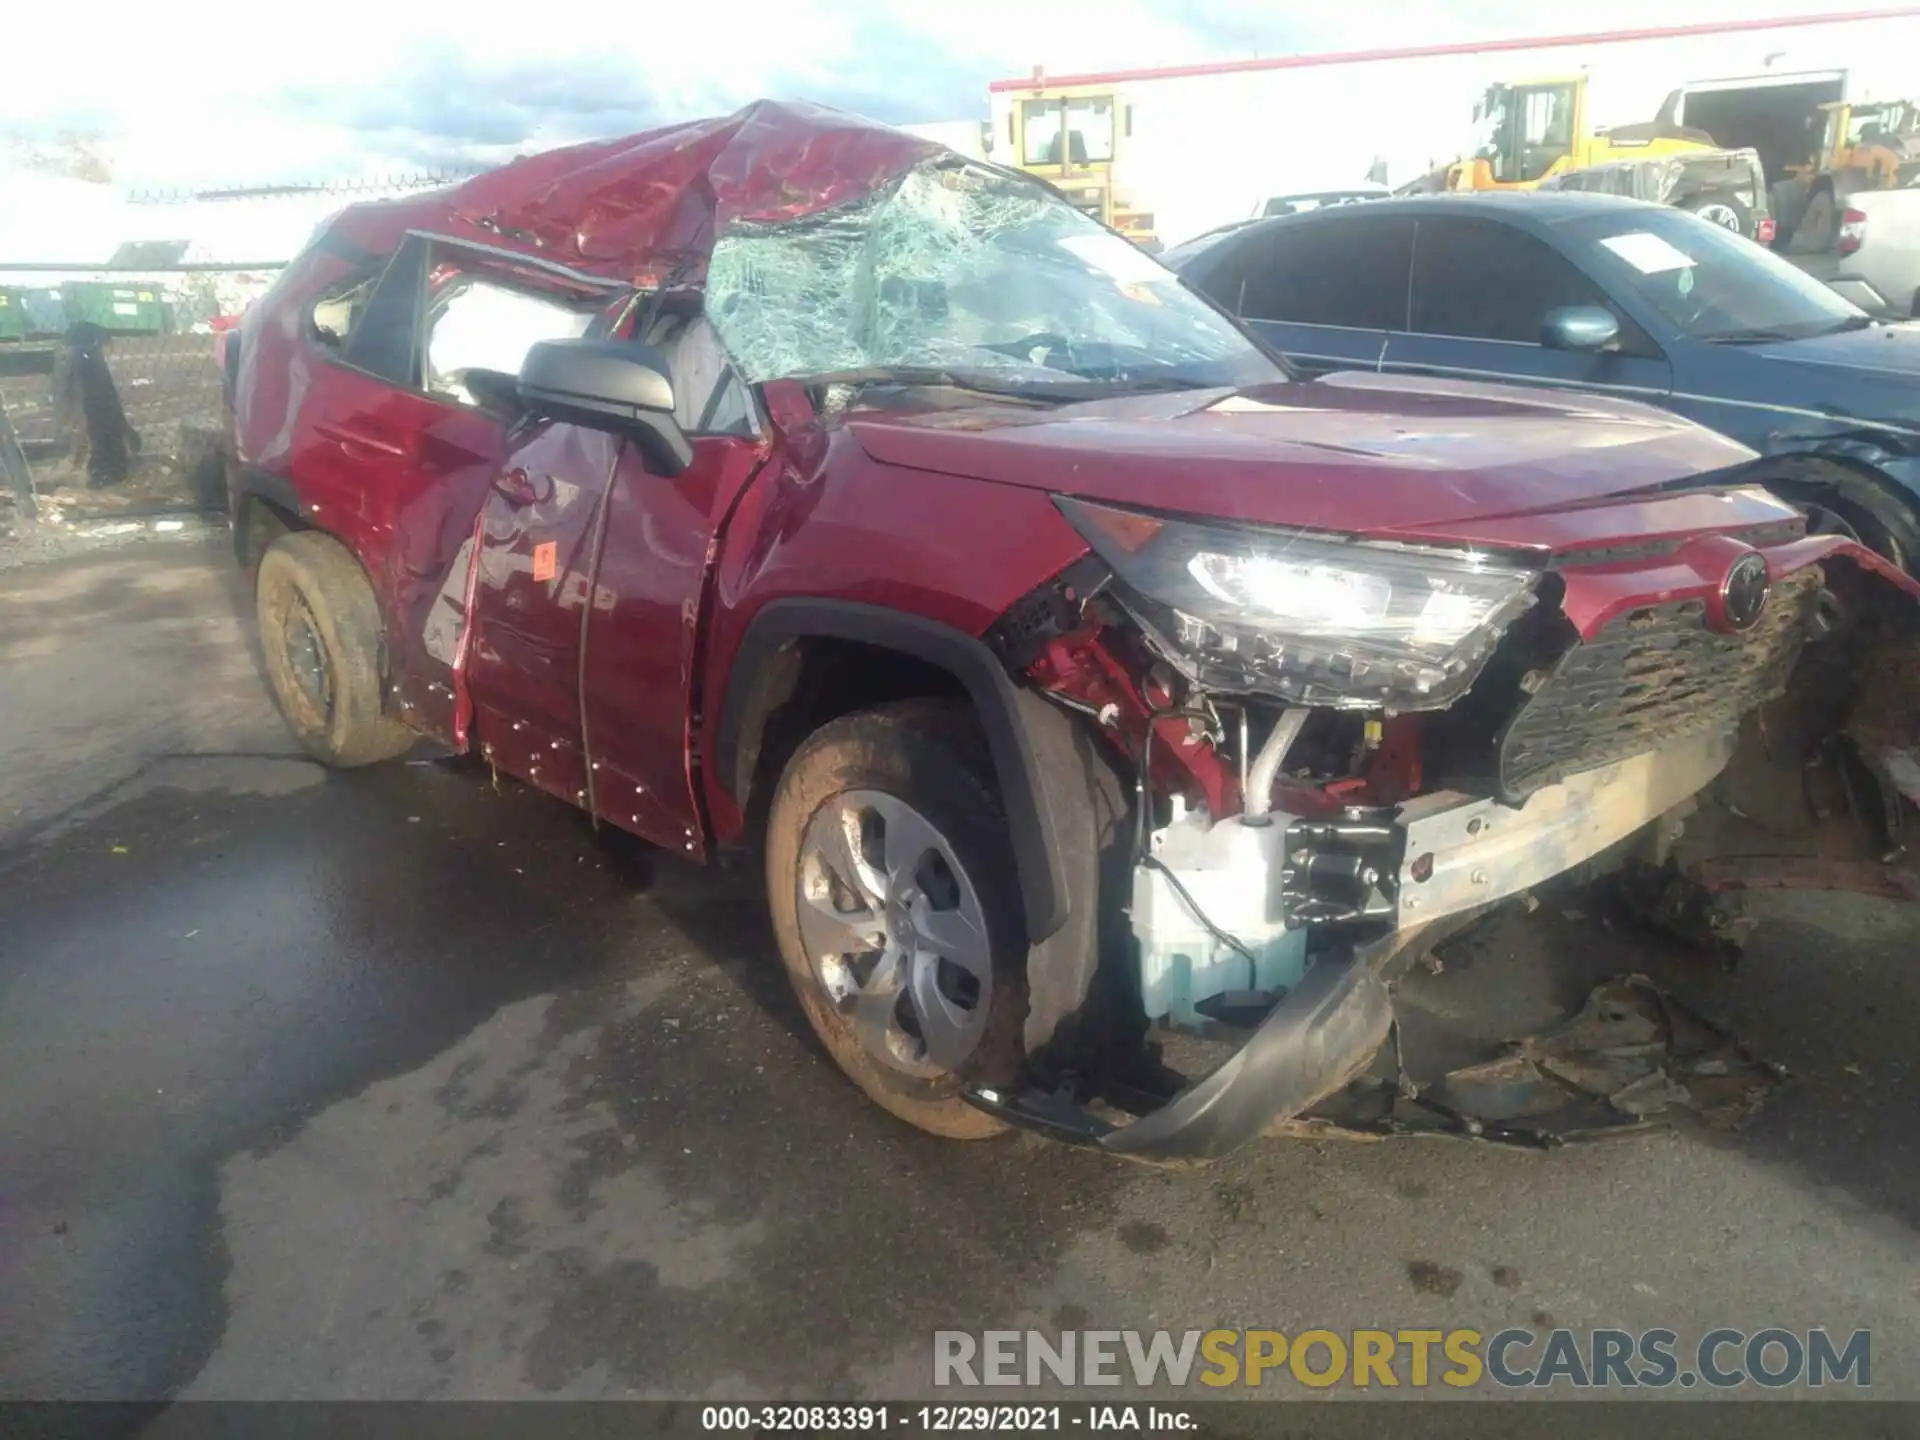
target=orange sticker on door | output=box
[531,542,558,583]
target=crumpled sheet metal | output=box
[1539,147,1766,209]
[329,100,953,286]
[1280,975,1786,1147]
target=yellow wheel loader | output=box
[1777,98,1920,253]
[1445,76,1718,192]
[995,81,1161,251]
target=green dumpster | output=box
[61,281,170,335]
[0,289,25,342]
[19,288,68,337]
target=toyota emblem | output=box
[1720,552,1771,631]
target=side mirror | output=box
[1541,305,1620,352]
[459,367,525,421]
[517,338,692,476]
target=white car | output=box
[1828,182,1920,318]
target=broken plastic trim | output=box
[1293,975,1788,1148]
[966,944,1395,1164]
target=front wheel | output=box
[256,531,417,767]
[765,700,1030,1139]
[1752,456,1920,576]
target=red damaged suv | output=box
[226,102,1920,1161]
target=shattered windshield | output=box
[704,161,1279,393]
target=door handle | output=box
[314,421,411,461]
[493,467,552,507]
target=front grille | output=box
[1495,566,1821,801]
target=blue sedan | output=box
[1167,192,1920,571]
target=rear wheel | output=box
[1683,193,1752,238]
[256,531,416,766]
[765,700,1029,1139]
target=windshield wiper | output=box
[1702,314,1876,345]
[802,366,1082,403]
[1819,313,1876,336]
[1084,374,1230,396]
[802,366,1222,403]
[1700,327,1802,345]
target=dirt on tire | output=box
[764,699,1030,1141]
[256,530,417,768]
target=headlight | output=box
[1057,496,1539,710]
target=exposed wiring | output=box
[1129,691,1264,974]
[1138,853,1262,969]
[1039,690,1109,724]
[1133,702,1218,862]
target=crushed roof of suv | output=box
[320,100,1029,288]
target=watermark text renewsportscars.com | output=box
[934,1327,1871,1391]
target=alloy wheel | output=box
[796,789,992,1078]
[1694,202,1743,232]
[284,595,335,724]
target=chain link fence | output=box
[2,171,473,539]
[1,265,276,526]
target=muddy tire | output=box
[765,699,1028,1140]
[1751,455,1920,576]
[256,531,416,767]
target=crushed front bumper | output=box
[968,947,1394,1164]
[969,732,1742,1163]
[978,534,1920,1164]
[1097,949,1394,1162]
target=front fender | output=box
[715,599,1075,944]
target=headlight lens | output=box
[1057,496,1539,709]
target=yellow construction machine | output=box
[1776,98,1920,251]
[1444,75,1718,191]
[996,80,1161,251]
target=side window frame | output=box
[340,234,430,387]
[1407,216,1661,357]
[319,233,617,405]
[612,290,766,441]
[1233,215,1414,332]
[305,263,386,353]
[310,228,767,439]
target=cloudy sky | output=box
[2,0,1840,190]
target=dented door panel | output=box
[464,422,624,808]
[582,436,768,852]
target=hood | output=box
[1753,321,1920,396]
[845,371,1760,535]
[326,101,956,284]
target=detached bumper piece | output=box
[1288,975,1787,1148]
[965,951,1394,1165]
[968,964,1789,1159]
[970,735,1748,1163]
